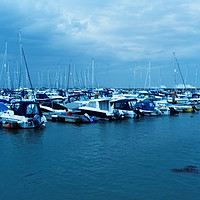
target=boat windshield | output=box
[26,104,39,115]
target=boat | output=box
[133,100,162,117]
[0,101,47,129]
[154,100,179,115]
[110,98,137,118]
[45,111,96,123]
[79,98,122,119]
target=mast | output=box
[0,41,11,89]
[18,30,23,89]
[173,52,177,89]
[7,61,11,89]
[148,59,151,88]
[38,72,40,89]
[47,70,50,89]
[66,60,71,93]
[84,69,87,89]
[174,53,186,91]
[195,68,198,88]
[21,47,33,89]
[92,58,94,91]
[144,59,151,89]
[133,67,136,89]
[4,41,8,88]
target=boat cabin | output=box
[111,99,137,110]
[10,101,43,118]
[135,100,156,111]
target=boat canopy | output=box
[36,93,49,99]
[11,101,43,117]
[111,99,137,110]
[0,103,9,112]
[135,101,155,111]
[0,99,10,104]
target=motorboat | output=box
[79,98,122,119]
[110,98,137,118]
[133,100,162,117]
[0,101,47,129]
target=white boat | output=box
[0,101,47,129]
[154,100,179,115]
[79,98,122,119]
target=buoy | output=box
[67,112,72,116]
[7,124,11,128]
[95,93,98,99]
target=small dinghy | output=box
[0,101,47,129]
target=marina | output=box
[0,86,200,199]
[1,1,200,199]
[1,109,200,200]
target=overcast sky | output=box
[0,0,200,89]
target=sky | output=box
[0,0,200,89]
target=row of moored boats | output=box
[0,88,199,129]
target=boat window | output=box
[114,102,124,109]
[12,103,21,111]
[129,101,136,108]
[99,101,109,111]
[149,103,154,108]
[26,104,39,115]
[88,102,96,108]
[142,103,147,109]
[114,102,129,109]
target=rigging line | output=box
[175,57,186,90]
[21,47,33,89]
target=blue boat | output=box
[134,100,162,117]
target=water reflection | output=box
[1,128,45,149]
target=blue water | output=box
[1,113,200,200]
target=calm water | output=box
[1,113,200,200]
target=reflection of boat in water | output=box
[0,101,47,129]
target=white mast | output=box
[92,58,94,91]
[47,70,50,89]
[7,61,11,89]
[84,69,87,89]
[19,30,24,89]
[144,59,151,89]
[148,59,151,88]
[37,72,40,89]
[173,52,177,89]
[133,68,136,89]
[195,68,198,88]
[4,41,7,88]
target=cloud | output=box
[0,0,200,87]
